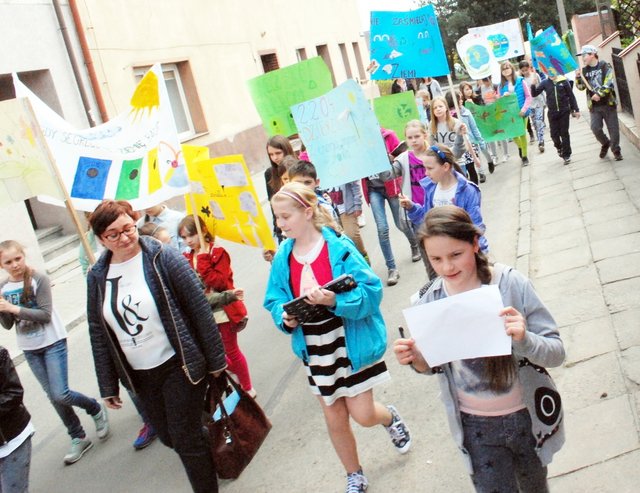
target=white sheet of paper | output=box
[402,285,510,367]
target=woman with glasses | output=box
[85,200,226,493]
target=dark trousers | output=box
[134,358,217,493]
[590,104,620,153]
[462,409,549,493]
[548,111,572,158]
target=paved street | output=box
[3,97,640,492]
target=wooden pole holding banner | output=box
[446,73,482,173]
[187,185,207,254]
[25,98,97,266]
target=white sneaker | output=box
[92,402,110,439]
[64,437,93,465]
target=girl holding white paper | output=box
[393,206,565,493]
[264,182,411,493]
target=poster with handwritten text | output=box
[291,80,389,189]
[369,5,449,80]
[247,57,333,137]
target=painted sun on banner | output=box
[186,154,276,251]
[13,64,188,212]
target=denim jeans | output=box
[23,339,100,440]
[462,409,549,493]
[0,434,31,493]
[133,357,217,493]
[368,188,417,270]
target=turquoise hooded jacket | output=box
[263,227,387,372]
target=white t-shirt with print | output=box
[103,252,175,369]
[432,182,457,207]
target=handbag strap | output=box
[208,371,244,421]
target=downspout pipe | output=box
[68,0,109,123]
[51,0,95,126]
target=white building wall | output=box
[76,0,368,149]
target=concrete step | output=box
[40,233,80,262]
[35,225,63,242]
[46,248,82,281]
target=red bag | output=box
[383,176,403,198]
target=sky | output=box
[356,0,418,32]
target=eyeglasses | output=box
[103,224,137,242]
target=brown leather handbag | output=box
[206,372,271,479]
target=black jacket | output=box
[86,237,227,398]
[531,78,578,114]
[0,347,31,445]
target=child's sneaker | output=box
[384,405,411,454]
[92,402,110,439]
[133,422,158,450]
[345,469,368,493]
[64,437,93,465]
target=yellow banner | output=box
[185,154,276,251]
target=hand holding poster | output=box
[14,64,188,212]
[291,80,390,189]
[464,95,526,141]
[468,19,525,61]
[247,57,334,137]
[186,154,276,251]
[369,5,449,80]
[0,98,62,207]
[530,26,578,77]
[372,91,420,139]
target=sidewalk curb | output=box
[516,165,532,277]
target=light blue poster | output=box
[291,80,390,189]
[369,5,449,80]
[530,26,578,77]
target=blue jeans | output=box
[368,188,417,270]
[133,357,217,493]
[0,435,31,493]
[462,409,549,493]
[23,339,100,440]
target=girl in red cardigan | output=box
[178,215,255,397]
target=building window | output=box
[134,62,205,141]
[260,53,280,73]
[296,48,308,62]
[352,42,366,80]
[316,44,336,86]
[339,43,353,79]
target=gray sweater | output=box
[415,264,565,473]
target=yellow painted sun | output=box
[130,70,159,119]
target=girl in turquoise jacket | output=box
[263,182,411,493]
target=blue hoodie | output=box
[263,227,387,371]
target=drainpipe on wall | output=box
[68,0,109,123]
[51,0,105,126]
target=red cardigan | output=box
[184,245,247,324]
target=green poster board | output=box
[464,94,526,142]
[372,91,420,139]
[247,57,333,137]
